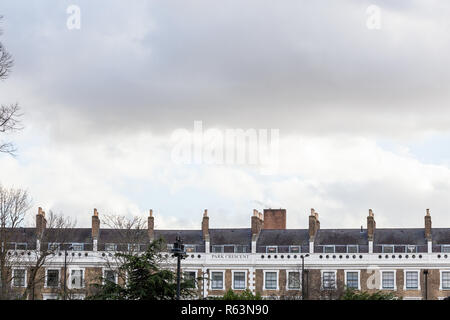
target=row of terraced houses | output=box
[1,207,450,300]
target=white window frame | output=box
[105,243,117,251]
[406,245,417,253]
[323,245,335,254]
[382,245,394,253]
[344,270,361,290]
[286,270,302,291]
[68,268,85,289]
[440,270,450,290]
[403,270,420,290]
[15,243,28,251]
[209,270,225,290]
[266,246,278,254]
[441,245,450,253]
[11,268,27,288]
[321,270,337,290]
[231,270,247,290]
[71,243,84,251]
[183,269,198,289]
[263,270,279,291]
[44,268,61,288]
[48,243,61,251]
[212,245,224,253]
[380,270,397,290]
[184,245,196,253]
[102,268,119,285]
[289,246,301,253]
[346,245,359,253]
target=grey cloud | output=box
[1,0,450,141]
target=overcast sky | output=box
[1,0,450,230]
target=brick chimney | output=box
[425,208,432,240]
[251,209,264,253]
[36,207,47,238]
[425,209,432,253]
[92,208,100,240]
[251,209,264,236]
[202,209,210,253]
[308,208,320,241]
[202,209,209,241]
[148,209,155,242]
[263,209,286,230]
[367,209,376,241]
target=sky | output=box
[1,0,450,230]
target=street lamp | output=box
[301,254,310,300]
[171,236,187,300]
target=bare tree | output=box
[0,15,22,156]
[0,185,31,299]
[98,214,150,287]
[22,210,76,300]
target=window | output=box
[345,271,359,289]
[185,245,196,253]
[212,246,224,253]
[264,271,278,290]
[287,272,301,290]
[289,246,300,253]
[406,245,417,253]
[235,245,248,253]
[266,246,277,254]
[211,272,224,290]
[13,269,26,287]
[104,270,117,284]
[15,243,27,250]
[105,243,117,251]
[166,244,173,251]
[233,272,246,290]
[323,246,335,254]
[322,271,336,289]
[128,244,140,251]
[382,245,394,253]
[347,245,358,253]
[48,243,60,251]
[70,269,84,289]
[72,243,84,251]
[46,269,60,288]
[382,271,395,290]
[405,271,419,290]
[441,271,450,290]
[184,271,196,288]
[442,245,450,253]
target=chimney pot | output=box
[149,209,153,217]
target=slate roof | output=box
[256,229,309,246]
[315,229,368,246]
[373,228,427,245]
[2,227,450,250]
[209,228,252,246]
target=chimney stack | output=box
[367,209,376,241]
[425,208,432,241]
[251,209,264,236]
[202,209,209,241]
[148,209,155,242]
[308,208,320,241]
[92,208,100,240]
[263,209,286,230]
[36,207,47,238]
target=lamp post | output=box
[171,236,187,300]
[63,245,73,300]
[301,254,310,300]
